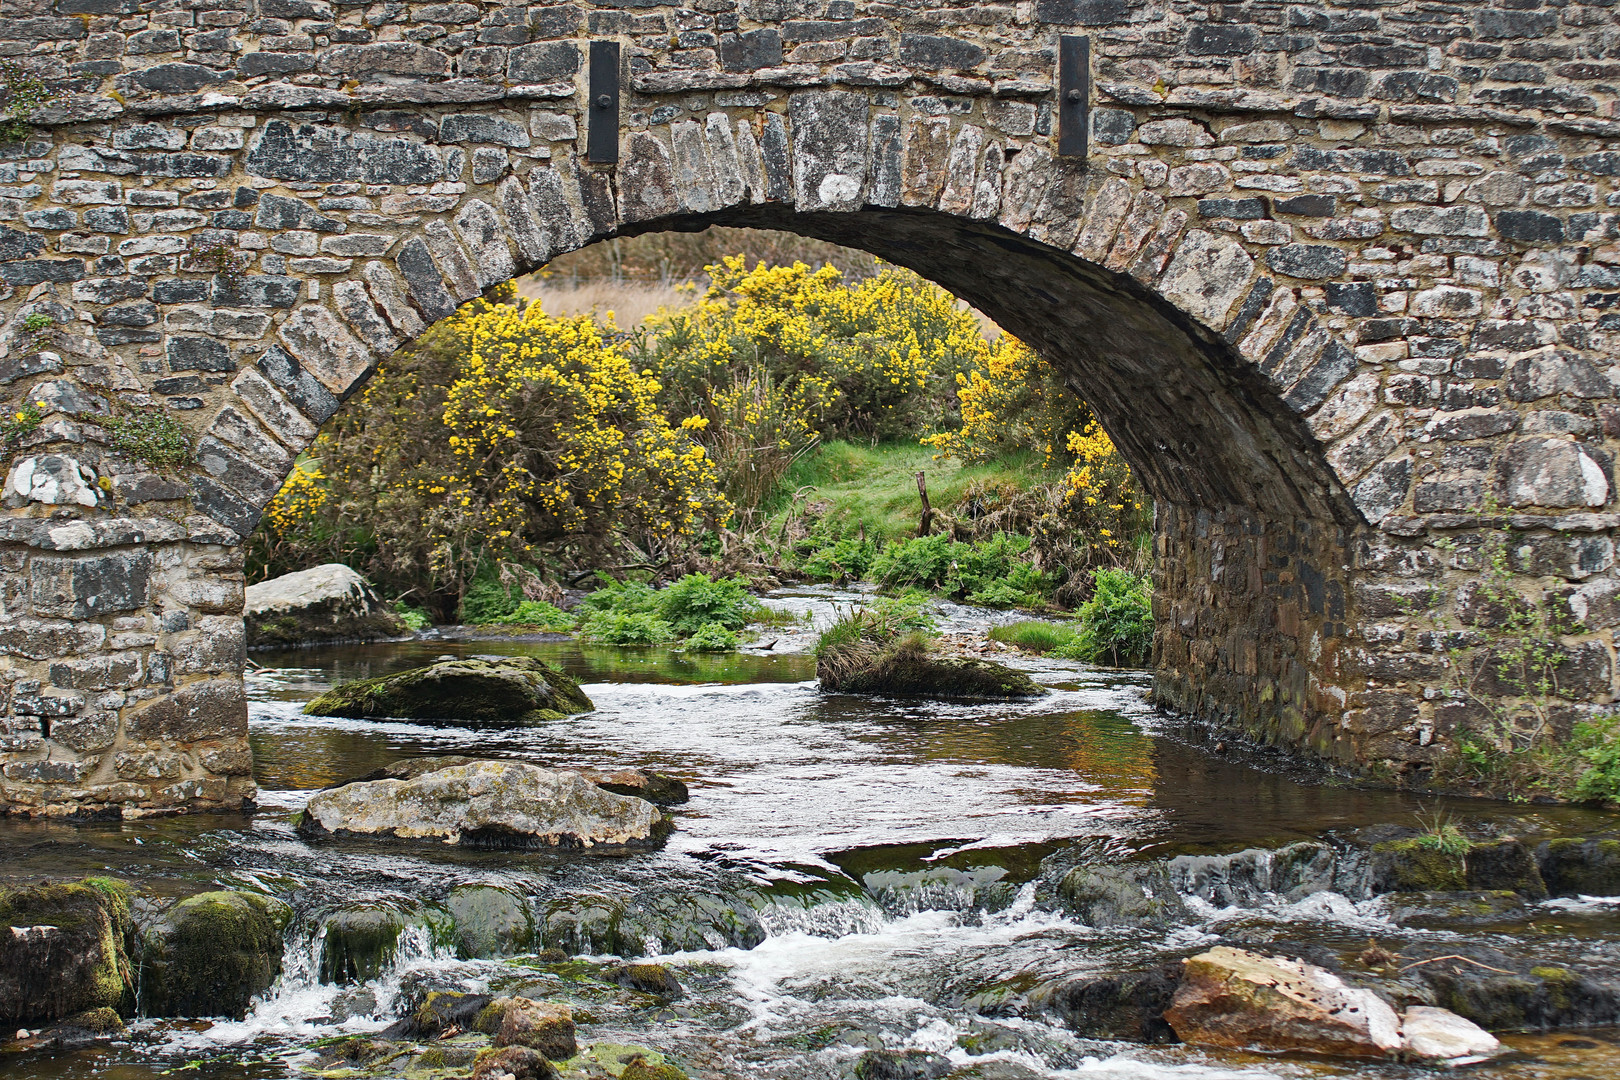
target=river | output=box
[5,588,1620,1079]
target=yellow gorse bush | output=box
[925,335,1148,556]
[250,298,728,609]
[634,256,993,442]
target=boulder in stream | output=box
[1164,946,1403,1058]
[0,877,134,1024]
[297,760,668,849]
[245,563,409,647]
[343,756,686,807]
[494,998,577,1059]
[319,904,413,984]
[138,890,293,1018]
[817,633,1045,701]
[1536,837,1620,897]
[303,656,593,726]
[472,1045,556,1080]
[1164,946,1501,1061]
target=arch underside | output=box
[602,204,1360,529]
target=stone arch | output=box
[6,1,1620,815]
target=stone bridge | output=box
[1,0,1618,815]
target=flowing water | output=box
[6,588,1620,1079]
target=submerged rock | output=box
[818,638,1046,701]
[446,884,535,959]
[1394,942,1620,1030]
[138,890,293,1018]
[303,656,593,725]
[1164,946,1404,1058]
[1056,864,1188,929]
[852,1048,952,1079]
[0,878,134,1024]
[382,988,495,1040]
[245,563,408,647]
[297,760,668,849]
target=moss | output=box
[1371,838,1467,892]
[60,1007,123,1034]
[304,656,593,725]
[319,906,407,985]
[0,877,136,1021]
[621,1063,688,1080]
[140,890,292,1019]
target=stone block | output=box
[30,553,152,620]
[124,679,248,743]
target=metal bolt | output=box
[597,94,613,109]
[1066,89,1083,103]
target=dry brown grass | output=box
[514,278,693,328]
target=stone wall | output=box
[1,0,1619,812]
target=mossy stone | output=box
[319,905,408,985]
[139,890,293,1019]
[820,649,1046,701]
[446,884,534,960]
[1536,838,1620,897]
[1370,838,1467,892]
[0,877,135,1023]
[303,657,592,726]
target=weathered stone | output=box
[0,879,133,1024]
[495,999,577,1059]
[296,760,666,848]
[138,892,293,1019]
[245,564,408,648]
[790,91,868,213]
[1164,947,1402,1058]
[1496,439,1609,509]
[303,657,591,725]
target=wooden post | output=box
[917,471,933,536]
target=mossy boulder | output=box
[818,649,1045,701]
[1369,838,1467,893]
[319,904,410,984]
[138,890,294,1018]
[1386,890,1529,930]
[303,656,593,726]
[852,1049,951,1079]
[473,1045,556,1080]
[602,962,683,999]
[1395,943,1620,1030]
[1536,838,1620,897]
[495,998,577,1060]
[0,877,134,1024]
[446,884,535,959]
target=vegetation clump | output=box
[104,407,192,470]
[303,656,593,725]
[0,399,44,456]
[0,59,57,143]
[815,599,1044,701]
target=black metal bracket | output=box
[1057,34,1089,159]
[587,40,620,164]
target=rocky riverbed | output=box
[4,588,1620,1079]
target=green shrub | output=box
[459,577,521,623]
[656,573,760,634]
[869,533,957,590]
[1053,569,1152,666]
[494,600,575,632]
[685,621,741,652]
[579,610,677,645]
[1573,715,1620,803]
[395,604,431,631]
[103,407,191,470]
[799,536,878,582]
[581,575,661,617]
[987,620,1077,653]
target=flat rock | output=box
[1400,1005,1501,1062]
[334,756,685,805]
[1164,946,1403,1058]
[245,563,408,647]
[296,760,667,848]
[302,657,593,725]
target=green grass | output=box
[987,620,1077,653]
[767,440,1054,543]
